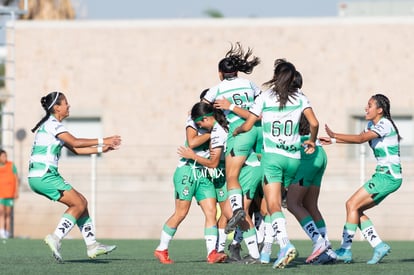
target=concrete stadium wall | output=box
[6,18,414,241]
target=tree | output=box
[203,8,224,18]
[1,0,75,19]
[19,0,75,19]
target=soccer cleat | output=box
[154,249,174,264]
[260,251,271,264]
[44,234,63,262]
[239,254,261,264]
[335,248,352,263]
[228,243,242,261]
[367,242,391,264]
[325,248,338,260]
[224,209,246,234]
[207,249,227,263]
[310,249,337,265]
[306,238,329,263]
[272,243,298,269]
[87,242,117,259]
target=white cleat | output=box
[87,242,117,259]
[44,234,63,263]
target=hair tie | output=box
[48,92,60,110]
[193,112,214,123]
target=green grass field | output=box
[1,239,413,274]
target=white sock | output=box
[228,189,243,211]
[361,223,382,248]
[271,214,290,248]
[254,212,265,244]
[53,214,76,240]
[156,224,176,250]
[217,228,227,252]
[264,216,275,244]
[78,217,97,246]
[301,219,322,244]
[243,228,260,259]
[205,226,218,255]
[341,223,357,250]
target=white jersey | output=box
[366,117,402,179]
[210,121,228,162]
[28,115,67,177]
[249,89,311,159]
[204,77,261,127]
[177,116,211,167]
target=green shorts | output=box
[0,198,14,207]
[292,147,327,188]
[28,167,72,201]
[226,124,258,157]
[239,164,262,199]
[173,165,216,203]
[261,152,300,188]
[364,172,402,204]
[209,163,227,203]
[253,122,263,154]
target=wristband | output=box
[331,138,336,144]
[97,146,103,153]
[229,104,235,111]
[98,138,104,146]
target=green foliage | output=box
[1,239,413,274]
[203,8,224,18]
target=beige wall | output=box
[6,18,414,240]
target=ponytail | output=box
[31,91,63,133]
[372,94,402,141]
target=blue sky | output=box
[74,0,340,19]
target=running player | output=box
[320,94,402,264]
[233,59,319,269]
[203,42,261,234]
[28,91,121,262]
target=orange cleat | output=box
[154,249,174,264]
[207,249,227,264]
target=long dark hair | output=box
[218,42,260,79]
[263,59,297,110]
[372,94,402,141]
[31,91,65,133]
[291,70,303,90]
[191,102,228,132]
[292,71,309,135]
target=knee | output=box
[174,209,189,221]
[286,202,295,214]
[74,194,88,212]
[345,199,356,213]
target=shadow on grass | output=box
[64,258,123,264]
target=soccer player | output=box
[226,151,263,263]
[233,59,319,269]
[320,94,402,264]
[281,70,335,264]
[203,42,261,234]
[28,91,121,262]
[154,101,229,264]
